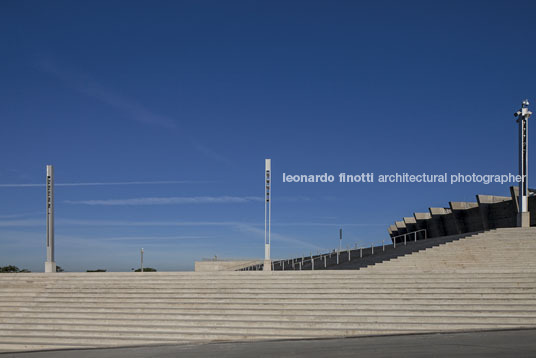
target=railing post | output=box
[282,260,285,271]
[311,257,314,270]
[371,244,374,255]
[360,247,362,258]
[348,247,350,261]
[324,255,327,268]
[299,261,302,270]
[404,234,407,246]
[383,239,385,252]
[415,232,417,242]
[337,250,339,265]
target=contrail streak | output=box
[0,180,210,188]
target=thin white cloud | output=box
[274,222,384,227]
[39,60,176,128]
[64,196,264,206]
[0,219,43,227]
[99,235,211,241]
[57,219,246,227]
[0,218,383,228]
[0,180,209,188]
[233,223,324,251]
[190,140,234,166]
[0,219,246,227]
[0,212,42,219]
[37,58,232,164]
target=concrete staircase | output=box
[1,227,535,352]
[367,227,536,272]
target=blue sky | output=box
[1,0,535,272]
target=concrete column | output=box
[45,165,56,273]
[264,159,272,271]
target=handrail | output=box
[391,229,427,247]
[240,229,428,271]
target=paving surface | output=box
[1,329,535,358]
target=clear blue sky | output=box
[1,0,535,271]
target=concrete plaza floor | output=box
[1,329,535,358]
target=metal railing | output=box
[391,229,427,248]
[239,228,428,271]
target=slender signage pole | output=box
[140,248,144,273]
[264,159,272,271]
[515,100,532,227]
[45,165,56,273]
[339,227,342,252]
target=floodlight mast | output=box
[264,159,272,271]
[515,100,532,227]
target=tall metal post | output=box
[264,159,272,271]
[44,165,56,273]
[339,227,342,252]
[140,248,144,272]
[515,100,532,227]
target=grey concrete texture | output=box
[194,260,262,272]
[414,212,432,220]
[402,217,417,234]
[449,202,479,210]
[2,228,536,352]
[403,216,416,224]
[1,329,535,358]
[389,188,530,240]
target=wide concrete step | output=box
[7,277,535,286]
[3,288,533,295]
[2,287,534,297]
[3,271,536,278]
[3,275,536,284]
[3,303,533,312]
[4,306,536,316]
[3,323,534,336]
[4,282,536,292]
[0,328,414,345]
[3,315,536,325]
[0,331,300,343]
[0,342,103,351]
[4,292,535,302]
[2,298,534,307]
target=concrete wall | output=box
[476,195,516,230]
[414,212,431,240]
[427,208,447,238]
[389,225,398,239]
[449,201,483,233]
[195,260,263,272]
[403,217,417,233]
[388,189,535,239]
[414,212,431,231]
[395,221,407,235]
